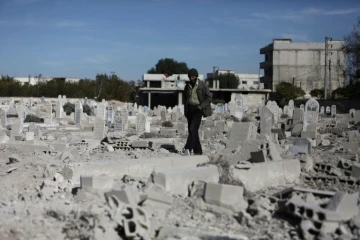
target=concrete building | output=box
[139,73,271,109]
[12,76,81,85]
[260,38,346,94]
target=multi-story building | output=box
[260,38,346,94]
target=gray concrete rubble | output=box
[0,98,359,239]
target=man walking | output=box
[183,68,212,155]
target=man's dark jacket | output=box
[183,79,212,117]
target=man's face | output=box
[189,76,196,82]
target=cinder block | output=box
[151,165,219,196]
[232,159,301,193]
[80,175,114,190]
[131,140,149,148]
[122,205,150,239]
[203,183,247,212]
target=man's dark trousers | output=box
[184,104,203,155]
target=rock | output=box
[322,139,331,146]
[8,154,20,164]
[106,144,114,152]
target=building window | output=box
[149,81,161,88]
[265,54,268,61]
[265,70,268,76]
[242,81,247,84]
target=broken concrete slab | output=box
[326,192,359,220]
[232,159,301,193]
[80,175,114,190]
[203,182,248,212]
[227,122,257,150]
[150,165,219,196]
[64,155,209,185]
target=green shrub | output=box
[63,102,75,116]
[162,121,174,127]
[24,114,44,123]
[83,104,94,116]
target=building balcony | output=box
[260,45,273,54]
[260,61,272,69]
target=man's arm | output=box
[200,82,212,109]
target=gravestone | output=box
[302,99,319,133]
[267,101,279,124]
[331,105,336,117]
[326,106,331,115]
[171,112,178,122]
[259,106,274,137]
[234,96,244,120]
[93,117,105,140]
[0,109,7,127]
[160,110,166,122]
[136,113,146,133]
[284,105,289,115]
[41,96,45,104]
[75,101,83,125]
[55,100,63,118]
[320,106,325,114]
[216,103,225,114]
[107,106,114,124]
[96,100,107,120]
[300,104,304,112]
[288,100,294,118]
[293,108,303,125]
[120,108,129,130]
[113,112,123,132]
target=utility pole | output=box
[324,36,333,99]
[329,59,332,98]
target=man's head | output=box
[188,68,198,83]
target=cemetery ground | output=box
[0,97,359,240]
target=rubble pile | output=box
[0,96,359,240]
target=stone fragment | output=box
[105,185,140,206]
[232,159,301,193]
[80,175,114,190]
[326,192,359,220]
[8,154,20,164]
[203,183,248,212]
[150,165,219,196]
[321,139,331,146]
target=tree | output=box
[344,17,360,83]
[218,73,240,89]
[310,88,324,98]
[147,58,189,76]
[332,81,360,99]
[275,82,305,106]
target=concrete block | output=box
[326,192,359,220]
[350,163,360,178]
[291,138,312,155]
[143,183,173,209]
[203,183,248,212]
[64,155,209,185]
[122,205,151,239]
[105,186,140,206]
[131,140,149,148]
[232,159,301,193]
[80,175,114,190]
[151,165,219,196]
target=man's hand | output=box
[198,106,202,110]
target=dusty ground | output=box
[0,117,359,240]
